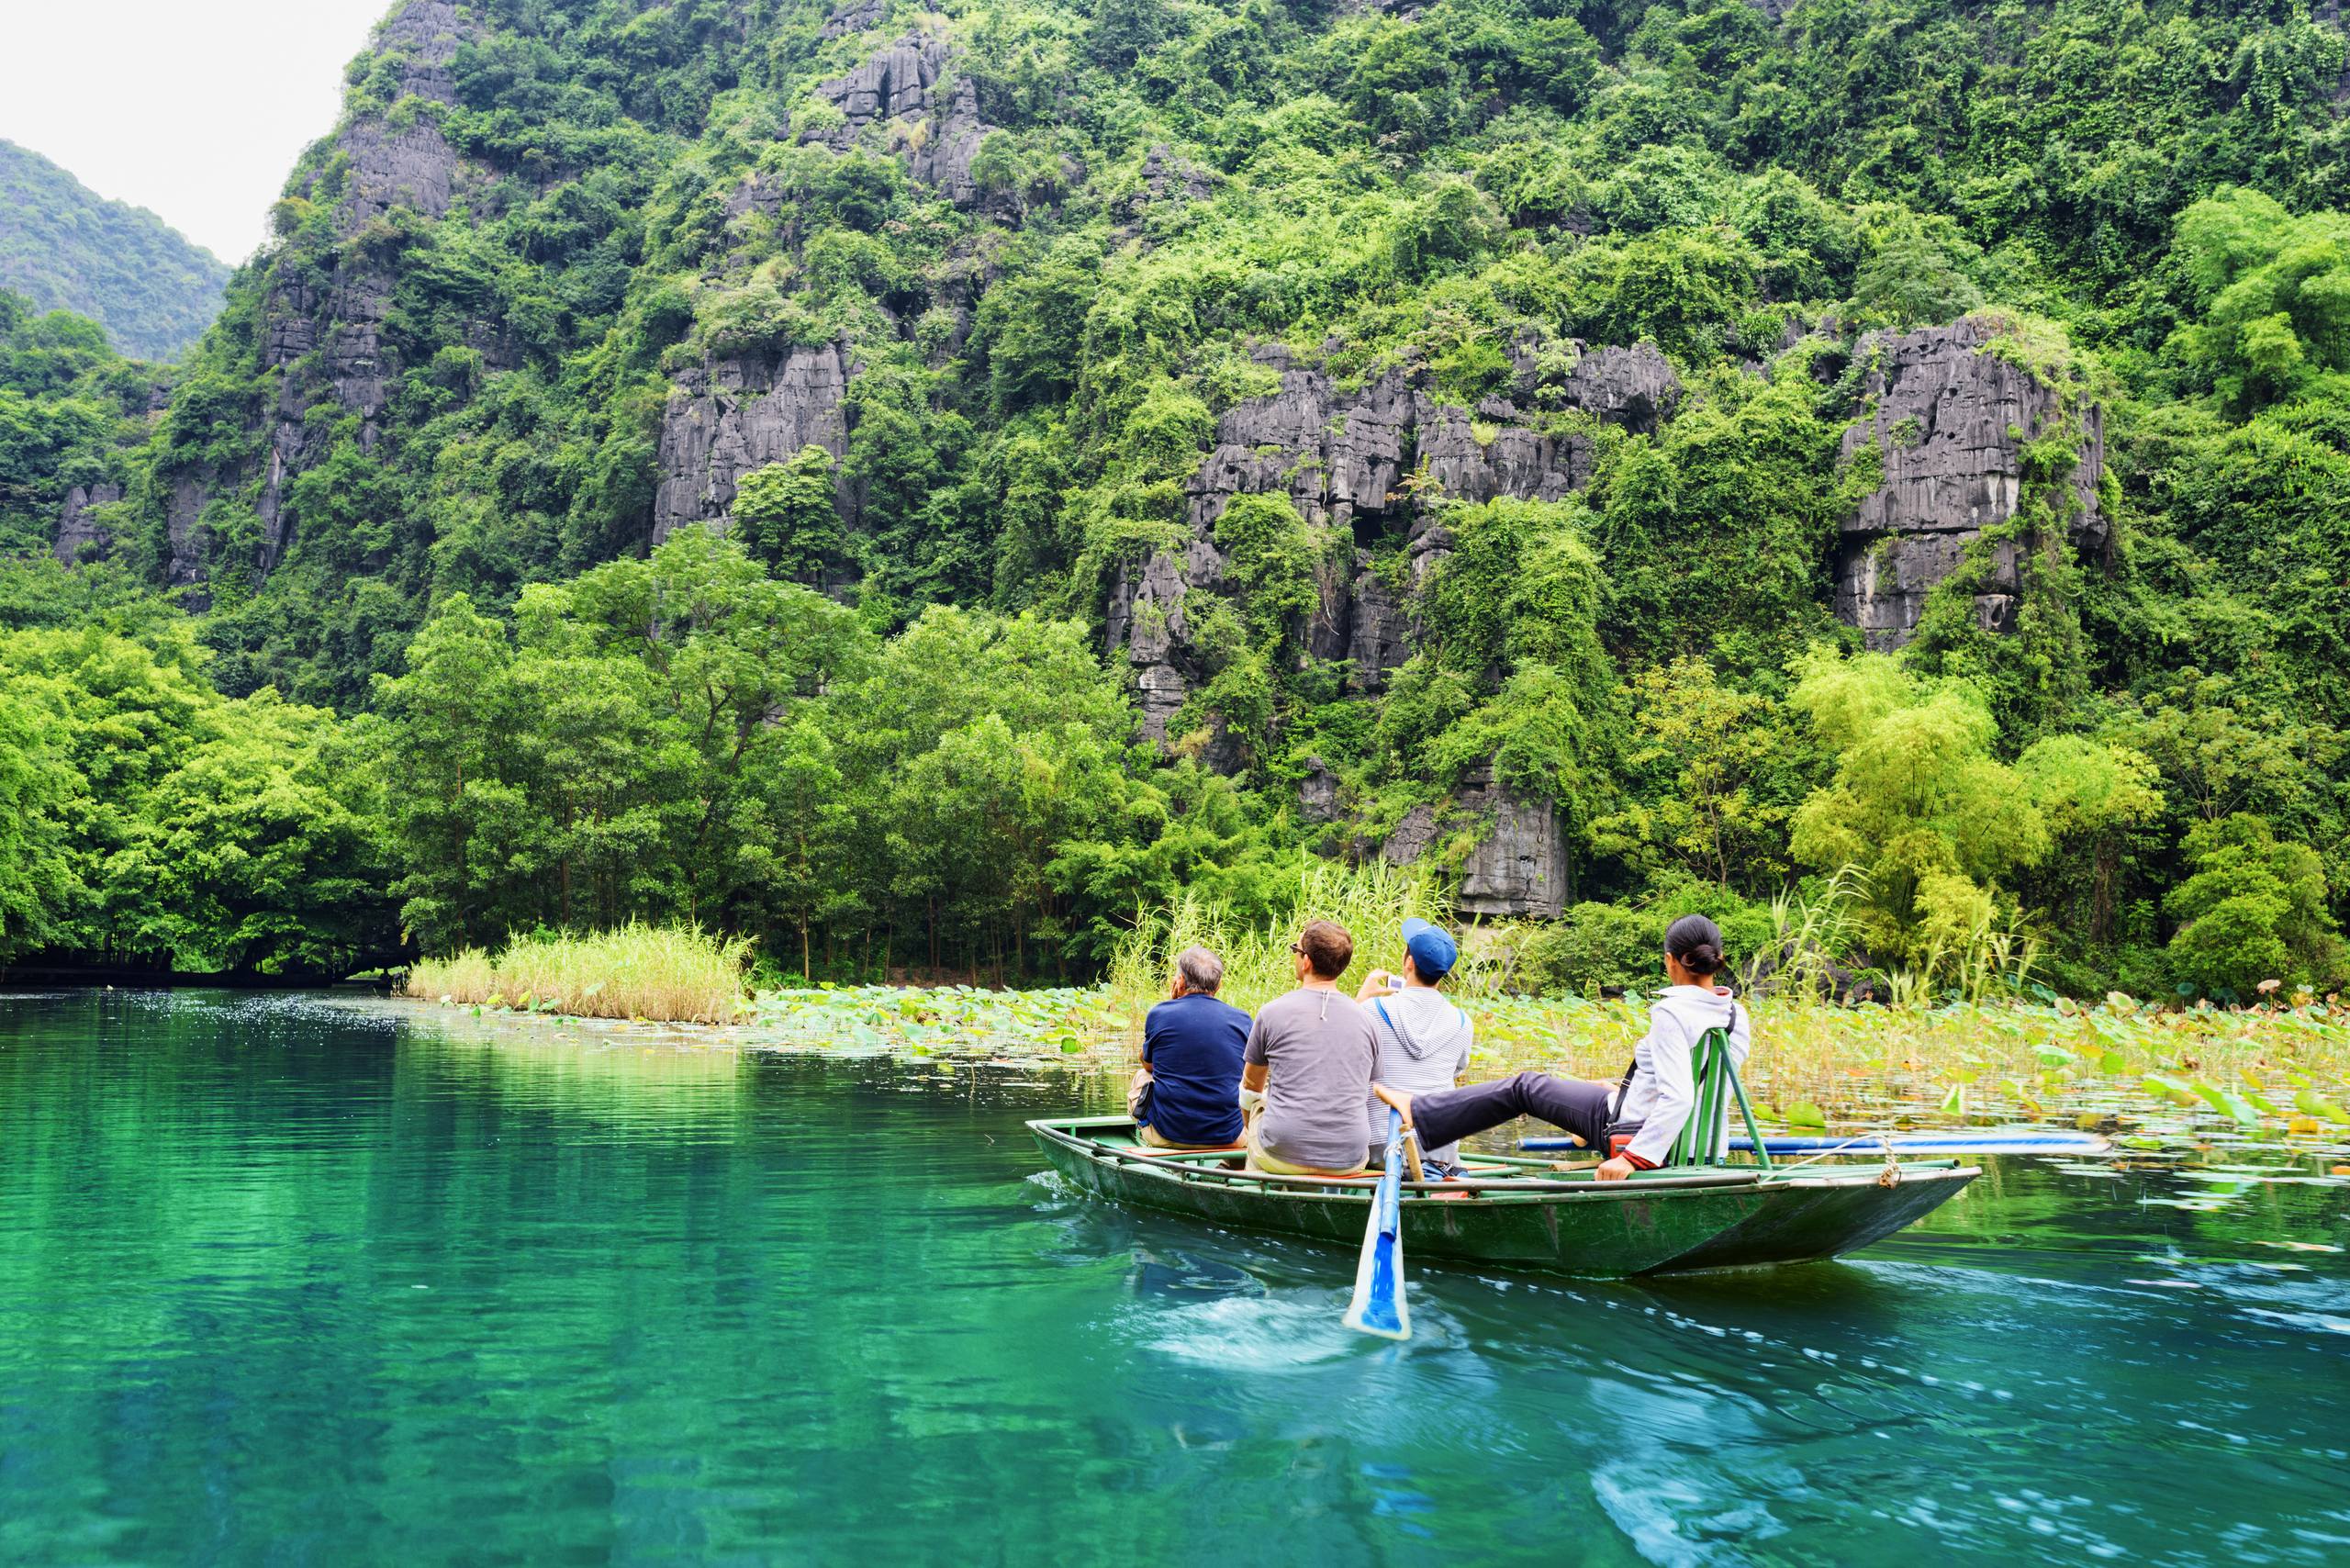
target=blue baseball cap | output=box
[1401,917,1458,981]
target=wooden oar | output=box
[1343,1107,1412,1341]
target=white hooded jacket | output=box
[1613,985,1751,1169]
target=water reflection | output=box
[1,990,2344,1567]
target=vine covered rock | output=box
[1835,316,2107,651]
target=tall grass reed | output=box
[1106,856,1501,1018]
[406,922,752,1024]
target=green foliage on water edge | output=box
[0,608,391,972]
[0,0,2347,995]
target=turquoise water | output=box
[3,991,2346,1566]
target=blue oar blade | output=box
[1347,1231,1405,1337]
[1343,1108,1411,1341]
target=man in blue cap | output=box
[1355,917,1475,1173]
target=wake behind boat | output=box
[1029,1114,1979,1279]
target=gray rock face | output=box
[653,343,855,542]
[1183,356,1417,537]
[375,0,461,101]
[164,0,478,594]
[342,120,459,227]
[1111,143,1214,235]
[1184,341,1677,536]
[1113,341,1678,733]
[345,0,463,225]
[1555,340,1680,433]
[243,252,409,573]
[1103,338,1676,913]
[803,31,998,210]
[54,482,120,564]
[1344,562,1409,695]
[815,34,944,126]
[1103,535,1222,739]
[1298,756,1342,824]
[1458,801,1568,921]
[1836,317,2107,650]
[820,0,886,39]
[163,473,211,599]
[1381,767,1567,919]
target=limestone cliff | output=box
[1835,316,2107,650]
[1104,338,1677,913]
[1381,766,1570,919]
[53,483,120,566]
[152,0,481,598]
[653,343,856,542]
[1112,338,1678,729]
[801,29,1003,213]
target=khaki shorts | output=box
[1246,1116,1365,1177]
[1137,1123,1237,1151]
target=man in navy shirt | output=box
[1136,946,1251,1148]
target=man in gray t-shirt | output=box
[1240,920,1378,1175]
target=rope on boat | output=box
[1771,1133,1908,1177]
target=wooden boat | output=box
[1028,1115,1980,1279]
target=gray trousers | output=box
[1408,1072,1617,1156]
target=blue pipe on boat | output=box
[1517,1133,2112,1155]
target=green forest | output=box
[0,140,230,361]
[4,0,2349,1002]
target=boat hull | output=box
[1030,1116,1977,1279]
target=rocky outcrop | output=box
[1183,357,1419,537]
[163,473,212,598]
[1382,767,1568,919]
[820,0,886,39]
[342,120,459,227]
[1298,756,1342,824]
[1102,534,1223,738]
[1113,340,1678,729]
[343,0,464,225]
[1111,144,1214,237]
[1102,337,1673,913]
[653,342,855,542]
[53,483,119,565]
[1556,339,1680,433]
[162,1,479,594]
[1835,317,2107,650]
[374,0,461,102]
[1343,562,1409,693]
[1185,340,1675,537]
[802,31,998,210]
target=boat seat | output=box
[1663,1027,1774,1170]
[1126,1141,1246,1157]
[1219,1168,1474,1198]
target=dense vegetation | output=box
[4,0,2349,1001]
[0,292,164,558]
[0,140,229,361]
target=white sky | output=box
[0,1,391,263]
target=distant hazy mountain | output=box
[0,140,229,361]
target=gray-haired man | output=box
[1135,946,1252,1148]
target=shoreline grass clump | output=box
[406,923,751,1024]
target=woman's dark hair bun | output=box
[1664,913,1727,978]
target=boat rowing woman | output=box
[1373,914,1751,1180]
